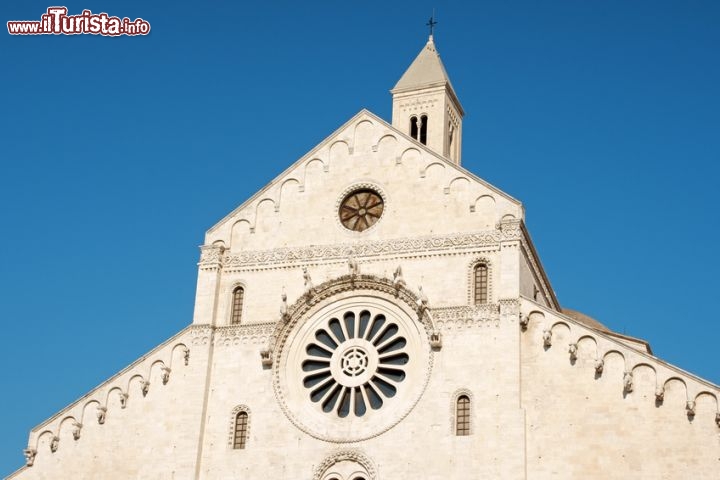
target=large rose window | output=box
[275,294,430,442]
[301,310,409,417]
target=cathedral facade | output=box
[8,37,720,480]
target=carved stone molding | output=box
[313,449,377,480]
[466,256,494,305]
[499,298,520,319]
[497,218,522,240]
[449,388,474,436]
[189,325,213,346]
[198,244,225,270]
[227,405,251,449]
[214,323,275,348]
[433,304,501,330]
[270,274,436,353]
[271,274,435,443]
[221,230,503,269]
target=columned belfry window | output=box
[456,395,470,436]
[473,264,488,304]
[409,115,428,145]
[233,411,248,449]
[410,116,418,140]
[419,115,428,145]
[231,286,245,325]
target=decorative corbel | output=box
[542,329,552,347]
[623,371,633,393]
[72,422,83,440]
[161,366,171,385]
[184,347,190,366]
[429,330,442,350]
[140,380,150,397]
[49,436,59,453]
[519,314,529,331]
[594,358,604,375]
[686,401,696,417]
[655,386,665,403]
[260,348,273,367]
[96,406,107,425]
[715,412,720,428]
[119,392,129,409]
[23,448,37,467]
[568,343,578,361]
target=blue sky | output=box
[1,0,719,474]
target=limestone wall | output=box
[194,297,527,479]
[520,300,720,479]
[8,327,209,480]
[204,112,522,252]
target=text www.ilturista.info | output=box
[8,7,150,36]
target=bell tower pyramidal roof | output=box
[391,36,464,164]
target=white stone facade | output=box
[8,38,719,480]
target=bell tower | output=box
[391,35,464,164]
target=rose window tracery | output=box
[301,309,409,417]
[339,190,384,232]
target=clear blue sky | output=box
[1,0,718,474]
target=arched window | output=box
[233,411,248,449]
[473,264,488,304]
[410,116,419,140]
[419,115,428,145]
[231,286,244,325]
[456,395,470,436]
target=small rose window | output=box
[339,189,384,232]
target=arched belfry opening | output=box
[391,35,464,164]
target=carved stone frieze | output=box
[432,304,501,330]
[214,323,275,348]
[499,298,520,319]
[189,325,212,346]
[497,218,522,240]
[198,244,225,269]
[221,231,502,268]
